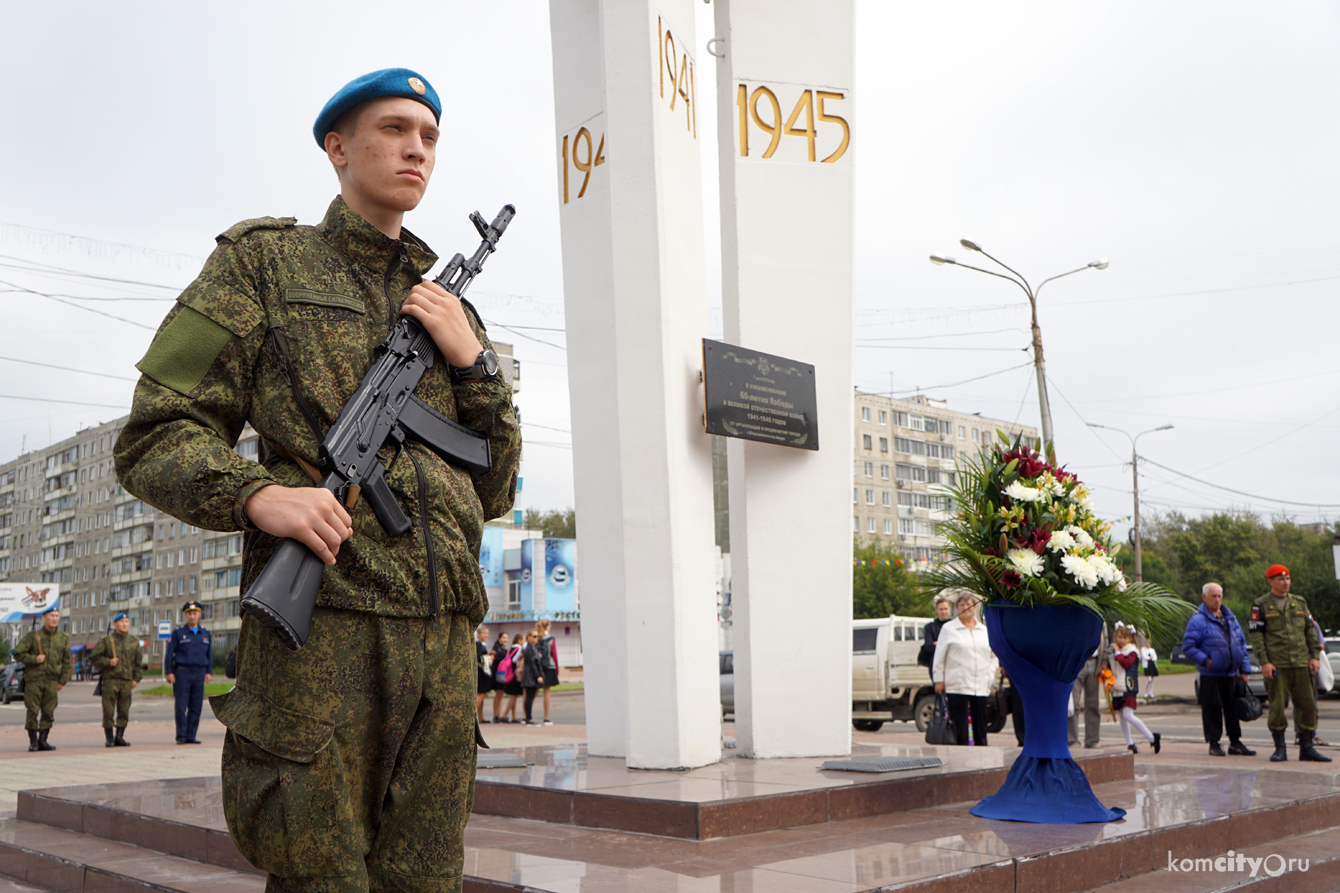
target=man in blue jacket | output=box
[1182,582,1255,757]
[164,601,212,745]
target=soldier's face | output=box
[114,618,130,634]
[1269,574,1291,597]
[185,609,201,628]
[43,611,59,631]
[332,97,438,218]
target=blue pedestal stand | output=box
[970,601,1126,824]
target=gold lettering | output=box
[817,91,850,163]
[750,86,782,158]
[784,90,817,162]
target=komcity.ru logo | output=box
[1167,850,1308,878]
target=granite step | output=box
[1081,825,1340,893]
[0,878,51,893]
[0,817,263,893]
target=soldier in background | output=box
[89,611,144,747]
[164,602,212,745]
[1249,564,1330,763]
[13,608,70,752]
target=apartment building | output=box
[853,392,1036,566]
[0,343,519,666]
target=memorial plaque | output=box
[702,339,818,450]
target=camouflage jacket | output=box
[114,196,520,624]
[13,628,72,684]
[90,631,144,683]
[1248,592,1319,669]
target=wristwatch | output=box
[450,348,500,383]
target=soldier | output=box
[89,611,144,747]
[164,601,212,745]
[114,67,520,891]
[1249,564,1331,763]
[12,608,70,752]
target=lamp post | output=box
[930,242,1107,450]
[1086,422,1174,582]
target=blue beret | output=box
[113,612,128,622]
[313,68,441,148]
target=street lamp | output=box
[930,242,1108,450]
[1086,422,1174,583]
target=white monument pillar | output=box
[549,0,721,769]
[713,0,856,758]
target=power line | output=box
[863,362,1033,396]
[0,394,130,409]
[1140,457,1340,508]
[0,356,137,382]
[0,278,155,329]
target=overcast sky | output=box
[2,2,1338,542]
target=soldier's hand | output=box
[245,484,353,566]
[205,674,213,684]
[1311,658,1320,674]
[131,681,138,689]
[35,654,45,664]
[57,685,63,691]
[1262,662,1276,680]
[401,281,484,368]
[166,673,176,685]
[109,657,119,667]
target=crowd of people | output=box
[475,620,562,726]
[921,563,1331,759]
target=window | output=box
[878,410,887,425]
[899,518,915,534]
[972,428,979,442]
[895,464,926,482]
[909,415,924,431]
[864,462,873,477]
[853,516,859,532]
[867,517,876,533]
[861,407,870,422]
[883,519,893,534]
[853,488,858,504]
[880,464,890,480]
[878,437,888,452]
[852,628,878,653]
[959,426,966,440]
[893,411,908,427]
[865,489,874,505]
[862,434,872,450]
[881,491,891,507]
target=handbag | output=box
[925,694,957,745]
[1318,654,1335,694]
[1234,677,1263,723]
[92,676,102,697]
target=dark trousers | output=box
[946,693,988,746]
[523,685,538,721]
[1008,684,1026,747]
[173,666,206,742]
[1199,674,1244,744]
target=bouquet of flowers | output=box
[921,433,1189,635]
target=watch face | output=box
[482,350,499,377]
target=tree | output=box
[522,508,576,539]
[853,538,925,619]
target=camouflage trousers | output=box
[1266,665,1317,732]
[24,676,59,730]
[101,679,134,728]
[211,608,477,893]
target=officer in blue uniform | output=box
[164,601,212,744]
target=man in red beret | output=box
[1248,564,1330,762]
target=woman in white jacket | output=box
[934,592,1000,745]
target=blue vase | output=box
[970,600,1126,823]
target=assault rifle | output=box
[240,204,516,651]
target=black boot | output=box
[1270,728,1288,762]
[104,727,115,748]
[36,728,55,751]
[1300,730,1332,762]
[1228,740,1256,756]
[27,730,38,752]
[114,727,130,747]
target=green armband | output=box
[137,306,234,396]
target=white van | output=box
[851,615,1005,733]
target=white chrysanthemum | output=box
[1066,525,1095,549]
[1117,576,1128,592]
[1072,486,1093,510]
[1004,480,1044,503]
[1006,548,1045,577]
[1092,555,1120,585]
[1047,530,1076,553]
[1061,553,1099,589]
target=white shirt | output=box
[932,617,1000,697]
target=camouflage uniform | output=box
[1248,592,1321,732]
[13,628,71,730]
[114,196,520,891]
[90,631,144,729]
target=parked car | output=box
[719,651,734,717]
[1324,637,1340,697]
[852,615,1004,734]
[0,662,24,705]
